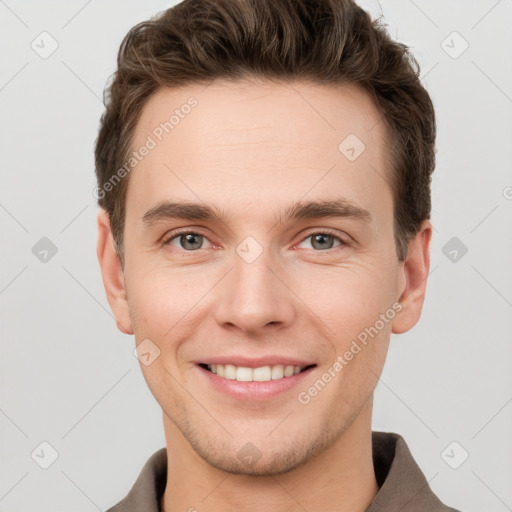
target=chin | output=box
[185,422,337,477]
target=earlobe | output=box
[96,209,133,335]
[391,220,432,335]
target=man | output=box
[94,0,460,510]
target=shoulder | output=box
[367,431,463,512]
[105,447,167,512]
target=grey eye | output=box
[301,233,342,251]
[171,233,206,250]
[311,234,335,250]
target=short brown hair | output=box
[95,0,436,263]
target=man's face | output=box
[110,80,410,474]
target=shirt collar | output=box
[107,431,458,512]
[366,432,459,511]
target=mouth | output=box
[199,363,316,382]
[195,356,318,401]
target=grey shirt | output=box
[106,431,461,512]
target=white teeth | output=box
[284,365,294,377]
[224,364,237,380]
[271,365,284,379]
[253,366,271,381]
[235,367,253,381]
[205,363,307,382]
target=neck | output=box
[160,399,378,512]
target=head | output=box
[96,0,435,475]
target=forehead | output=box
[133,79,386,152]
[127,79,391,224]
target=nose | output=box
[213,248,297,335]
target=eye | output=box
[164,231,212,251]
[162,229,348,253]
[298,232,347,251]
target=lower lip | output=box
[197,365,316,401]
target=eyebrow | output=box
[142,199,372,227]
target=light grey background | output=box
[1,1,511,511]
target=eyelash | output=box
[162,228,350,254]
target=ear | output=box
[391,220,432,335]
[96,209,133,335]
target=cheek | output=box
[126,263,193,334]
[126,271,190,405]
[295,262,396,340]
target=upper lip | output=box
[195,356,315,368]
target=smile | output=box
[201,363,315,382]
